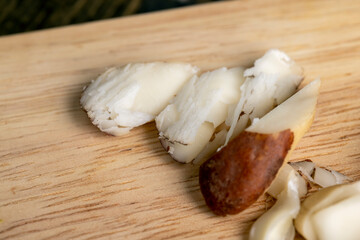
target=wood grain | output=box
[1,0,360,239]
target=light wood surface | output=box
[1,0,360,239]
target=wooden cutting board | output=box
[1,0,360,239]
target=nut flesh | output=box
[249,169,302,240]
[156,67,245,163]
[224,49,304,146]
[295,181,360,240]
[81,62,198,135]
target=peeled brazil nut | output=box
[199,130,293,216]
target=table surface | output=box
[1,0,360,239]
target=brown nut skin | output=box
[199,130,294,216]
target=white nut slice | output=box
[250,168,303,240]
[247,79,320,159]
[224,49,304,146]
[311,194,360,240]
[156,67,245,163]
[295,181,360,240]
[267,164,307,199]
[81,62,198,135]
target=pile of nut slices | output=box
[81,49,359,240]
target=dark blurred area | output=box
[0,0,221,36]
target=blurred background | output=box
[0,0,222,36]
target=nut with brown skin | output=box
[199,79,320,216]
[199,130,294,216]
